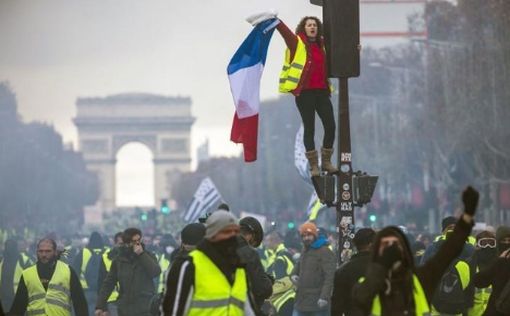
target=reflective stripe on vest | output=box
[272,244,294,276]
[157,253,171,293]
[188,250,247,316]
[23,261,72,316]
[102,250,119,302]
[455,260,470,290]
[365,274,431,316]
[468,266,491,316]
[0,259,23,293]
[269,276,296,312]
[80,248,103,289]
[279,38,307,93]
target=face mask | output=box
[477,248,497,266]
[213,236,240,264]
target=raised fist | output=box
[462,186,479,216]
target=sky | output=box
[0,0,424,206]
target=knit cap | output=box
[441,216,457,232]
[181,223,206,246]
[299,222,318,237]
[204,210,239,240]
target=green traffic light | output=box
[287,222,295,229]
[141,213,148,221]
[369,214,377,222]
[161,206,170,214]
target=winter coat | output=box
[292,243,336,312]
[331,251,371,316]
[353,217,473,315]
[474,257,510,316]
[96,248,161,316]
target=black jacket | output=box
[236,237,273,309]
[353,216,473,315]
[474,257,510,316]
[331,251,371,316]
[8,261,88,316]
[96,248,161,316]
[161,239,257,316]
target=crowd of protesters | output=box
[1,186,510,315]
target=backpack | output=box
[432,259,471,314]
[496,277,510,314]
[84,248,103,291]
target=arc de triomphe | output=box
[74,93,194,211]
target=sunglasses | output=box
[477,238,496,249]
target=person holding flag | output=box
[276,15,337,177]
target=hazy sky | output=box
[0,0,423,205]
[0,0,423,152]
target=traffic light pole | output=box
[336,77,355,264]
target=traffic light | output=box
[160,199,170,214]
[352,171,378,207]
[140,212,148,221]
[287,222,296,229]
[369,214,377,223]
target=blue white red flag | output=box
[227,18,279,162]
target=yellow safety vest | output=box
[269,244,295,312]
[368,274,431,316]
[279,36,333,94]
[79,248,103,289]
[431,260,470,316]
[188,250,248,316]
[259,247,275,272]
[157,253,171,293]
[270,276,296,312]
[271,244,294,276]
[468,266,492,316]
[0,259,23,293]
[102,250,119,302]
[279,36,307,93]
[22,261,72,316]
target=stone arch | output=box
[74,93,194,212]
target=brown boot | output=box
[321,147,339,174]
[305,150,320,177]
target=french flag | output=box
[227,18,279,162]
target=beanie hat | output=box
[496,226,510,242]
[205,210,239,240]
[441,216,457,232]
[299,222,318,237]
[181,223,206,246]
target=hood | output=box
[88,231,104,249]
[371,226,415,270]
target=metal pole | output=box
[336,77,355,264]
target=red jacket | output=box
[276,20,329,96]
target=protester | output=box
[292,222,336,316]
[95,227,161,316]
[0,239,31,310]
[275,15,337,176]
[473,226,510,316]
[352,186,479,315]
[331,228,376,316]
[238,216,274,314]
[161,210,257,315]
[72,231,105,314]
[9,238,88,316]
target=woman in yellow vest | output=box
[276,16,337,177]
[353,186,479,316]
